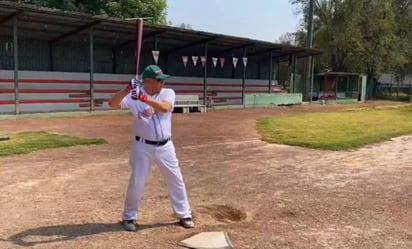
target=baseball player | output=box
[108,65,194,231]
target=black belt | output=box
[135,136,170,146]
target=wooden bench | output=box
[174,94,207,113]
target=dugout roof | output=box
[0,0,323,62]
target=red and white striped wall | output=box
[0,70,279,114]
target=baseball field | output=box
[0,100,411,249]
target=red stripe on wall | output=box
[208,90,269,93]
[167,82,242,87]
[20,79,89,84]
[218,96,242,100]
[175,90,269,94]
[168,82,269,87]
[1,79,269,87]
[0,79,128,85]
[1,89,267,95]
[199,96,242,100]
[0,99,111,105]
[94,80,129,85]
[0,100,14,105]
[94,89,120,93]
[0,89,14,93]
[166,82,203,86]
[22,99,92,104]
[0,99,92,105]
[21,89,90,93]
[175,90,203,94]
[1,89,121,94]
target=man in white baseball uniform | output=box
[108,65,194,231]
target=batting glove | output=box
[138,91,148,102]
[126,78,141,92]
[126,78,142,100]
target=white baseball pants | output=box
[122,140,192,221]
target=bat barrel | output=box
[135,18,144,79]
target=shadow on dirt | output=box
[7,221,178,247]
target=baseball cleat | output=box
[122,219,138,231]
[180,217,195,228]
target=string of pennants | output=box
[151,50,248,69]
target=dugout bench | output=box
[174,94,207,113]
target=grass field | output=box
[257,105,412,150]
[0,131,107,157]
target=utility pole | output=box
[305,0,315,102]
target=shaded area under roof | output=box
[0,0,323,62]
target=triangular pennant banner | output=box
[232,57,238,68]
[192,56,198,67]
[219,57,225,68]
[152,50,160,64]
[242,57,248,67]
[212,57,218,67]
[182,56,188,68]
[200,56,206,67]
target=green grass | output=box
[256,105,412,150]
[0,131,107,157]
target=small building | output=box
[312,72,367,103]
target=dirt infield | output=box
[0,101,411,249]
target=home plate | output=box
[178,231,233,249]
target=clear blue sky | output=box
[166,0,302,43]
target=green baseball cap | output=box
[142,65,170,80]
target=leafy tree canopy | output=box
[287,0,412,82]
[15,0,168,24]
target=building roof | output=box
[0,0,323,62]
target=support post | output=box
[112,47,116,73]
[154,36,158,50]
[291,55,297,93]
[203,42,208,105]
[89,27,94,112]
[49,42,53,71]
[336,75,339,100]
[277,61,280,86]
[164,53,168,73]
[268,50,273,93]
[13,17,19,114]
[241,48,246,106]
[309,56,315,102]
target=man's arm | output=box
[145,98,172,113]
[108,89,129,109]
[108,89,171,112]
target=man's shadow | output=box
[5,221,179,247]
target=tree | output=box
[17,0,77,11]
[14,0,168,24]
[290,0,402,90]
[391,0,412,84]
[276,31,306,46]
[178,23,192,29]
[345,0,398,83]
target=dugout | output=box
[312,72,367,103]
[0,1,322,114]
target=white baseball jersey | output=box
[120,86,175,141]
